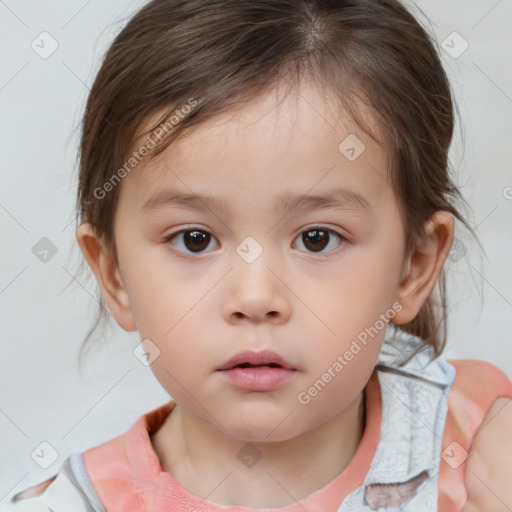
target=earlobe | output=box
[393,211,454,325]
[75,223,137,332]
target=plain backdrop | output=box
[1,0,511,502]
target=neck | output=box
[151,390,366,508]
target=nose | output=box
[223,258,291,325]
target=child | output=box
[4,0,512,510]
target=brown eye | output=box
[303,229,328,252]
[295,227,344,254]
[166,229,218,254]
[183,230,210,252]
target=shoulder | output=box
[0,477,56,511]
[464,396,512,510]
[446,359,512,423]
[448,358,512,391]
[0,455,105,512]
[14,477,56,500]
[445,359,512,510]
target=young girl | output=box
[4,0,512,510]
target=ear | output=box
[76,223,137,332]
[393,211,454,325]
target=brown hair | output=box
[75,0,474,367]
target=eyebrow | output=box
[142,187,370,214]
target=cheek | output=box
[341,219,404,303]
[116,243,199,334]
[310,248,403,339]
[141,305,212,401]
[291,344,379,438]
[302,228,404,375]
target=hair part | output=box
[75,0,475,368]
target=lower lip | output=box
[218,366,296,391]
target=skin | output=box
[463,397,512,511]
[76,79,455,508]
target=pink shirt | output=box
[81,360,512,511]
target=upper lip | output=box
[217,350,297,371]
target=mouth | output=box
[232,363,283,368]
[216,354,297,392]
[216,350,297,371]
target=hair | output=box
[75,0,476,368]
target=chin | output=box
[227,416,303,444]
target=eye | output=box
[164,228,219,255]
[293,226,345,255]
[164,225,345,256]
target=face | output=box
[110,81,409,442]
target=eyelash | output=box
[163,225,346,257]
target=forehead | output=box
[123,81,393,212]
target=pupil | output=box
[182,230,329,253]
[184,230,209,252]
[303,229,328,252]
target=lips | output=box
[216,350,296,371]
[216,350,297,392]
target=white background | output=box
[0,0,511,502]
